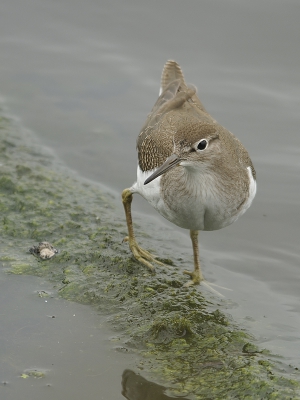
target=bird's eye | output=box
[197,139,208,151]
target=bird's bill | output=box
[144,154,181,185]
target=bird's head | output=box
[144,123,220,185]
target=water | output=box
[1,0,300,398]
[0,268,132,400]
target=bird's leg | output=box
[122,188,164,272]
[183,230,203,286]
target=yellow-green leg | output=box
[183,230,203,286]
[122,188,164,272]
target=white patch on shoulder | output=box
[248,166,257,203]
[131,165,162,209]
[242,166,257,213]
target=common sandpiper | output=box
[122,60,256,286]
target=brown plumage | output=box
[137,60,255,179]
[122,60,256,286]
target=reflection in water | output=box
[121,370,189,400]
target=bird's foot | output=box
[123,236,165,272]
[182,271,230,296]
[183,269,203,287]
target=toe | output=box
[183,270,202,286]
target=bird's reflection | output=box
[121,369,189,400]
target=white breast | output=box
[131,164,256,232]
[131,165,163,209]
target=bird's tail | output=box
[160,60,187,95]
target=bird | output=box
[122,60,256,286]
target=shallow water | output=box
[0,267,133,400]
[1,0,300,397]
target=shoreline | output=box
[1,111,299,398]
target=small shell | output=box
[29,241,58,260]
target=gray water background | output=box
[0,272,133,400]
[1,0,300,398]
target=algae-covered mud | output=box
[1,113,300,399]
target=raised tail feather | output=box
[160,60,187,94]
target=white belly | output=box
[131,165,256,231]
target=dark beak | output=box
[144,154,181,185]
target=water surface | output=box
[0,268,131,400]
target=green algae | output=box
[1,113,300,399]
[21,369,47,379]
